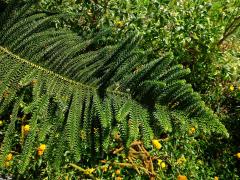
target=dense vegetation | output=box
[0,0,239,179]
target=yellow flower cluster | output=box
[6,153,13,161]
[177,156,187,165]
[115,169,121,175]
[152,139,162,150]
[177,175,188,180]
[0,120,3,127]
[189,127,196,135]
[101,165,108,172]
[229,85,234,91]
[236,152,240,159]
[229,84,240,91]
[115,21,124,28]
[157,159,166,169]
[5,153,13,167]
[115,177,123,180]
[37,144,46,156]
[22,124,30,134]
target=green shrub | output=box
[0,1,229,178]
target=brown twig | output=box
[128,157,141,174]
[69,163,96,180]
[218,15,240,46]
[113,146,124,154]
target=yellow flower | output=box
[160,162,166,169]
[177,156,187,165]
[23,124,30,134]
[229,85,234,91]
[116,177,123,180]
[157,159,163,165]
[214,176,219,180]
[38,144,46,151]
[6,153,13,161]
[238,86,240,91]
[112,173,115,178]
[37,144,46,156]
[101,165,108,172]
[189,127,196,135]
[84,168,95,175]
[177,175,188,180]
[115,21,124,28]
[0,120,3,127]
[115,169,121,175]
[152,139,162,150]
[236,152,240,159]
[37,150,44,156]
[157,159,167,169]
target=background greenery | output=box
[0,0,240,179]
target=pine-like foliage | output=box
[0,1,228,175]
